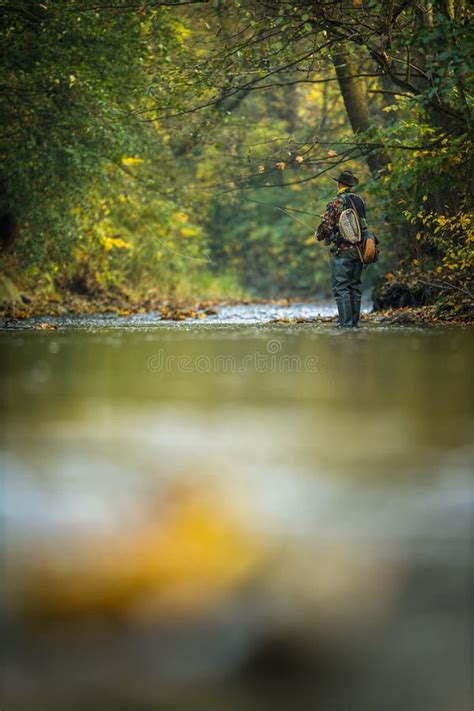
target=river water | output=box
[1,305,473,711]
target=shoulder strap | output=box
[340,192,355,209]
[345,193,367,230]
[344,193,359,220]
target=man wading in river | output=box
[315,170,368,328]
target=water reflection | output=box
[0,322,472,711]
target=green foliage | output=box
[0,2,174,261]
[366,113,473,294]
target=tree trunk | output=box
[332,44,390,177]
[0,181,19,252]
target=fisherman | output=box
[315,170,367,328]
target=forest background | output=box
[0,0,472,318]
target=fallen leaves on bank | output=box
[36,322,58,330]
[269,304,473,328]
[0,289,299,324]
[0,290,222,324]
[0,285,472,329]
[370,302,473,326]
[159,305,218,321]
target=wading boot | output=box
[351,297,361,328]
[336,298,353,328]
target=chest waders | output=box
[330,246,363,328]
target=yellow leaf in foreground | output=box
[13,489,267,619]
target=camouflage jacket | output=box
[315,189,366,246]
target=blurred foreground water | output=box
[1,308,473,711]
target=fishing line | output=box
[235,196,331,264]
[139,219,213,264]
[154,235,213,264]
[237,196,323,226]
[271,205,315,232]
[235,194,331,265]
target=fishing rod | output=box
[240,196,322,232]
[237,194,331,265]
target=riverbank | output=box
[270,304,474,327]
[1,292,473,330]
[2,265,473,328]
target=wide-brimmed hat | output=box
[333,170,359,187]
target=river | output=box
[1,304,473,711]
